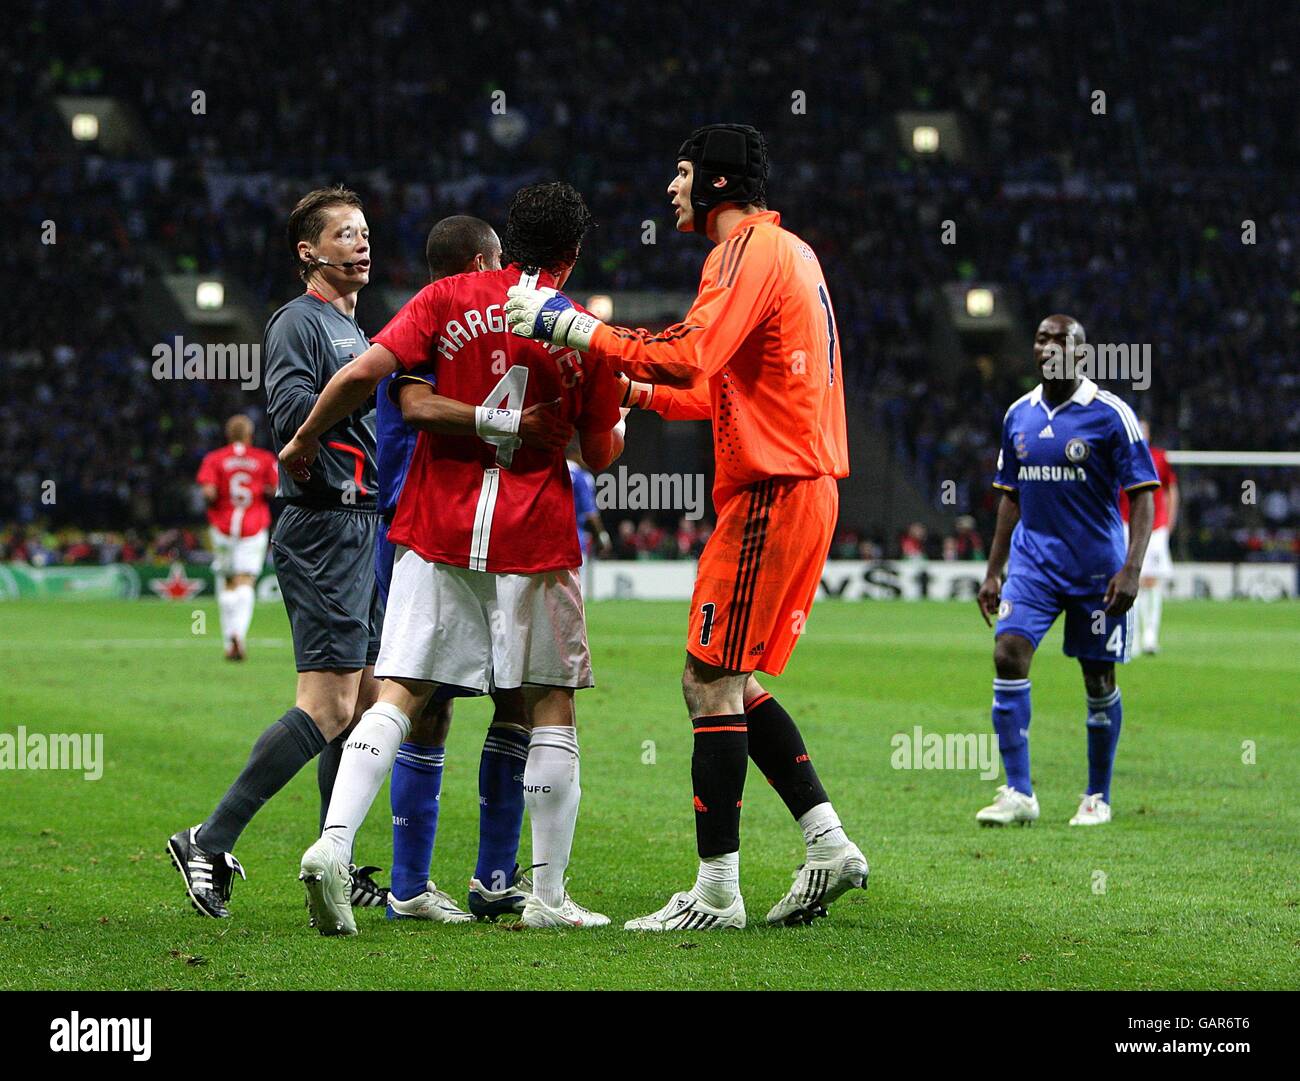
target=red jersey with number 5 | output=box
[196,442,279,537]
[372,265,622,574]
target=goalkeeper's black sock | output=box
[690,716,748,858]
[745,693,829,820]
[317,733,346,833]
[199,708,326,854]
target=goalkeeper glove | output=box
[504,285,599,350]
[618,373,654,409]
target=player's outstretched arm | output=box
[398,383,572,454]
[619,373,712,421]
[1106,489,1153,615]
[280,343,399,480]
[978,493,1020,627]
[578,420,625,473]
[397,382,474,434]
[506,236,777,388]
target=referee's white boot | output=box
[976,784,1040,826]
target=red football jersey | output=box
[196,442,279,537]
[1119,445,1176,529]
[373,266,622,574]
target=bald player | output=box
[976,314,1158,828]
[505,124,868,931]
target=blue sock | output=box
[474,726,529,892]
[1085,688,1123,803]
[992,678,1033,796]
[389,742,444,904]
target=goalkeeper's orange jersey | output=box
[587,210,849,508]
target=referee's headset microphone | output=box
[309,254,362,269]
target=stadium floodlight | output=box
[965,287,994,317]
[585,294,614,322]
[912,125,940,153]
[195,281,225,311]
[71,113,100,141]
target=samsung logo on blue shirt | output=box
[1017,465,1088,482]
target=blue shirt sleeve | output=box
[388,364,437,406]
[992,409,1018,493]
[1109,412,1160,493]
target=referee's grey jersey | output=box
[264,292,378,510]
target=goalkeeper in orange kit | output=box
[506,124,868,930]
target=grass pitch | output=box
[0,597,1296,990]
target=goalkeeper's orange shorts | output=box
[686,474,837,675]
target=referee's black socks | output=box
[199,707,326,854]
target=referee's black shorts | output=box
[271,504,383,672]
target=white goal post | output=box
[1166,451,1300,466]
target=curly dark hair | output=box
[500,181,595,273]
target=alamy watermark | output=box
[1042,341,1150,391]
[152,336,261,390]
[1,726,103,780]
[891,725,999,779]
[50,1013,150,1061]
[595,466,705,521]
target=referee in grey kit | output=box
[168,185,386,918]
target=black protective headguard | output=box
[676,124,768,234]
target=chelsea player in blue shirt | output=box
[976,314,1159,827]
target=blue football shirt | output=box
[376,368,436,519]
[568,459,597,551]
[993,379,1159,594]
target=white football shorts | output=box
[1142,525,1172,580]
[1125,523,1172,580]
[376,546,593,692]
[211,526,269,579]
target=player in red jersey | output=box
[506,125,868,931]
[1119,420,1179,653]
[279,183,624,933]
[196,414,279,660]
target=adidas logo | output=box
[1039,424,1055,438]
[748,641,766,655]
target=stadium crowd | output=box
[2,1,1297,563]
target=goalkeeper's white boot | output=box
[386,881,474,923]
[520,891,610,929]
[300,838,357,936]
[766,841,868,927]
[624,890,746,931]
[976,784,1040,827]
[1069,793,1112,826]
